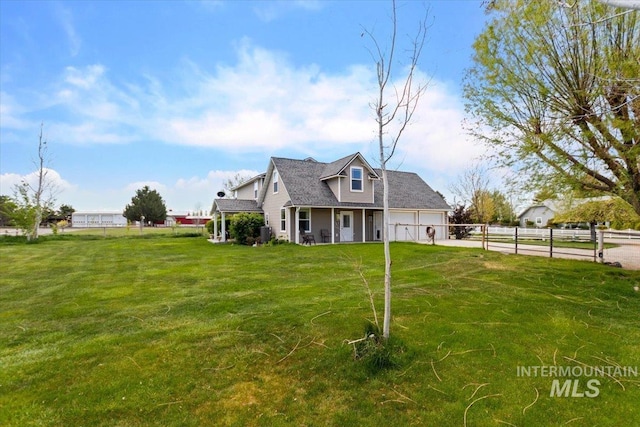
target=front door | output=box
[340,211,353,242]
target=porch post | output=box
[362,210,366,242]
[221,212,226,242]
[295,207,300,244]
[331,208,335,244]
[213,212,218,239]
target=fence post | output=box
[515,227,518,255]
[483,224,488,250]
[549,228,553,258]
[597,230,604,263]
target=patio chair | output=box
[300,229,316,245]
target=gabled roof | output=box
[213,152,449,212]
[257,153,448,210]
[231,173,266,191]
[320,152,379,180]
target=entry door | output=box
[340,211,354,242]
[373,212,383,241]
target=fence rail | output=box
[398,223,639,270]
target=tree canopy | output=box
[554,198,640,229]
[464,0,640,215]
[123,186,167,225]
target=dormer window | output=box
[350,167,363,192]
[273,171,279,194]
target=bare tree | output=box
[365,0,429,339]
[449,163,494,224]
[223,173,252,198]
[13,124,58,240]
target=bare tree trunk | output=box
[367,0,429,339]
[30,125,47,240]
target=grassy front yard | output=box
[1,235,639,426]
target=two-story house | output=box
[211,152,450,244]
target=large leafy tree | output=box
[554,198,640,229]
[464,0,640,215]
[123,186,167,225]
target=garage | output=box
[388,211,417,241]
[419,211,447,240]
[388,210,448,242]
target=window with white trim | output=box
[351,166,363,192]
[298,208,311,232]
[254,181,259,199]
[280,208,286,232]
[273,171,279,193]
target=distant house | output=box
[518,196,612,227]
[518,200,560,227]
[211,152,450,244]
[71,211,127,227]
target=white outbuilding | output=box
[71,211,128,228]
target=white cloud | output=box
[54,4,81,57]
[393,81,486,174]
[252,0,324,23]
[2,40,480,164]
[50,169,262,212]
[2,40,484,197]
[0,168,76,201]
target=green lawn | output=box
[1,235,639,426]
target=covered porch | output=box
[211,199,263,243]
[287,207,383,245]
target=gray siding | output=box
[261,167,293,240]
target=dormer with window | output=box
[320,153,379,203]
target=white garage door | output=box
[388,211,417,241]
[419,212,446,240]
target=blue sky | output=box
[1,0,491,212]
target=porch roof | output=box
[213,198,263,213]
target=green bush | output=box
[205,219,214,235]
[229,213,264,245]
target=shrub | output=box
[229,213,264,245]
[449,204,473,239]
[205,220,214,235]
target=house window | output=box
[280,208,286,232]
[351,167,363,192]
[299,208,311,233]
[273,171,279,194]
[536,217,543,226]
[254,181,259,199]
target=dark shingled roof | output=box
[320,153,357,179]
[213,198,262,213]
[270,155,449,210]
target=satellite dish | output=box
[217,191,226,198]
